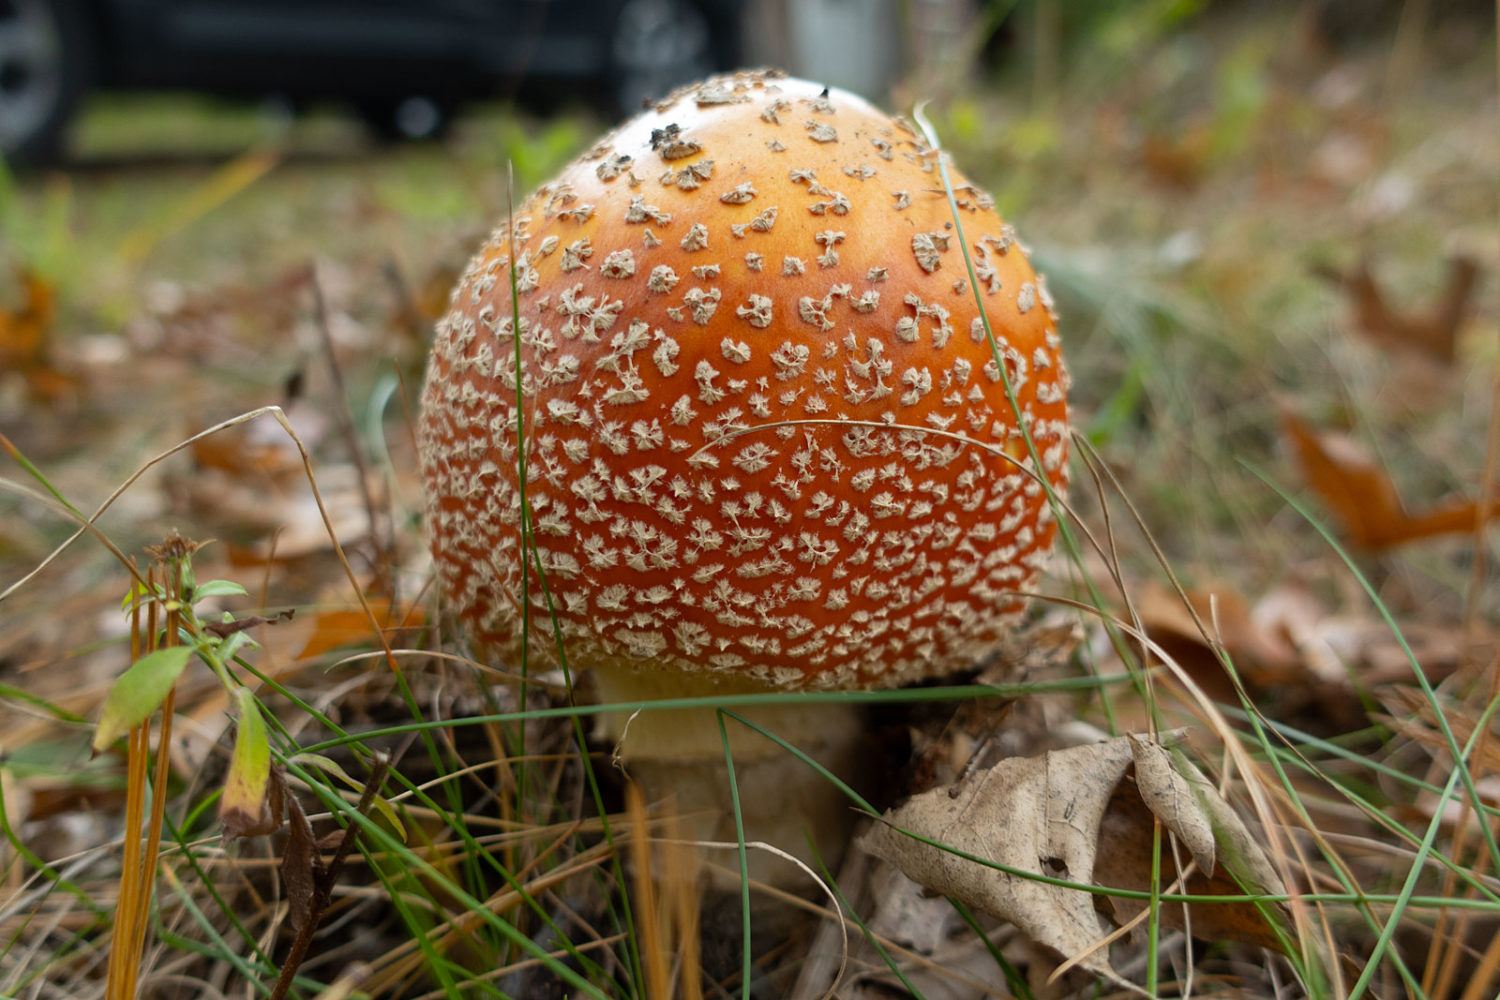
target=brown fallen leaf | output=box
[861,733,1287,988]
[1142,126,1212,190]
[298,598,424,662]
[1281,407,1499,549]
[134,266,311,368]
[1316,255,1478,365]
[0,266,74,401]
[1248,582,1344,683]
[188,382,327,483]
[0,268,52,364]
[1334,618,1492,686]
[1134,580,1304,695]
[203,608,296,639]
[203,461,372,564]
[1126,579,1415,731]
[282,781,319,933]
[1377,686,1500,782]
[1097,739,1290,952]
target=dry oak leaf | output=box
[0,268,53,365]
[1095,740,1291,952]
[1142,126,1212,190]
[1315,255,1478,365]
[0,267,73,400]
[298,598,425,662]
[861,733,1286,988]
[1133,580,1304,696]
[1281,407,1499,549]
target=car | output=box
[0,0,742,163]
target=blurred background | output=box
[10,0,1480,164]
[7,0,967,163]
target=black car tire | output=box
[606,0,715,115]
[0,0,92,165]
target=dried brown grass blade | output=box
[107,559,177,1000]
[626,780,670,1000]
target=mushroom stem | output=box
[591,665,866,888]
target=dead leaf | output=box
[1142,126,1212,190]
[1281,407,1499,549]
[1120,578,1415,731]
[1130,739,1286,902]
[1093,768,1289,951]
[1316,255,1478,365]
[189,391,326,484]
[298,598,423,661]
[200,461,371,564]
[1168,579,1491,689]
[0,268,52,364]
[1377,686,1500,779]
[204,608,296,639]
[1135,580,1304,693]
[1248,582,1345,683]
[0,267,74,402]
[1341,619,1492,686]
[865,861,961,954]
[861,733,1287,987]
[865,739,1133,986]
[282,780,319,933]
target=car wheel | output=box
[356,95,453,143]
[0,0,90,164]
[608,0,714,114]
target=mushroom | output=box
[417,69,1070,884]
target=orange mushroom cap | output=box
[418,70,1070,692]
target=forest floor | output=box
[2,3,1498,998]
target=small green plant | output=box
[92,532,400,1000]
[90,532,258,1000]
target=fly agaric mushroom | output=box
[418,69,1069,880]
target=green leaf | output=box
[220,687,276,839]
[192,579,248,601]
[91,646,193,752]
[216,630,254,662]
[121,579,158,613]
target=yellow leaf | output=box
[221,687,277,840]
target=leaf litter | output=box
[862,732,1287,989]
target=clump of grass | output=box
[0,418,644,997]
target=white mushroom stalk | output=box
[591,665,865,886]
